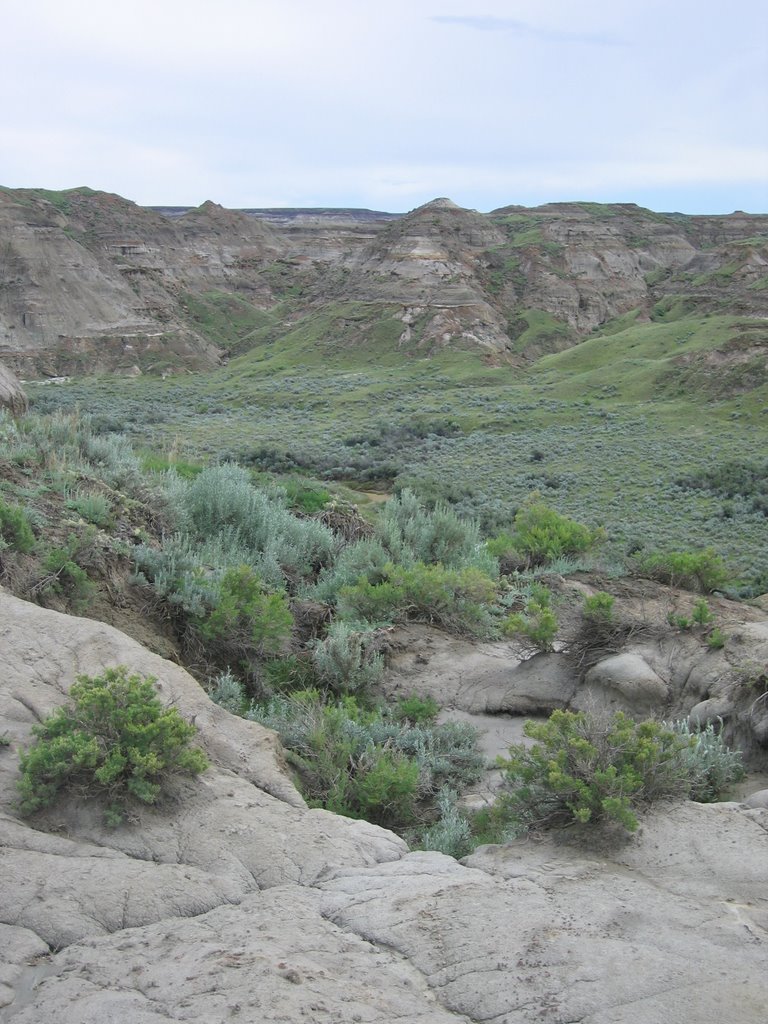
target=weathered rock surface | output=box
[0,588,406,949]
[574,652,669,715]
[5,887,463,1024]
[381,623,576,713]
[0,364,27,417]
[379,580,768,766]
[460,803,768,1022]
[2,588,768,1022]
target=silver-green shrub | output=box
[311,621,384,694]
[309,538,391,605]
[249,690,484,809]
[417,786,473,859]
[376,489,498,577]
[669,718,745,801]
[208,670,246,714]
[162,463,337,584]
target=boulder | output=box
[574,652,668,716]
[0,363,27,417]
[743,788,768,810]
[689,696,735,727]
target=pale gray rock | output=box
[742,621,768,642]
[381,624,575,713]
[0,364,27,417]
[0,815,247,949]
[317,804,768,1024]
[3,589,768,1023]
[688,695,734,727]
[0,586,300,807]
[0,588,406,957]
[743,788,768,809]
[5,888,464,1024]
[574,652,669,716]
[0,925,48,1010]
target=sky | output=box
[2,0,767,214]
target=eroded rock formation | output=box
[1,187,765,375]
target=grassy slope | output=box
[26,310,768,587]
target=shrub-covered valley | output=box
[2,187,768,1022]
[1,186,767,849]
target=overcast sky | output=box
[3,0,767,213]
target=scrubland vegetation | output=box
[2,404,751,844]
[27,311,768,593]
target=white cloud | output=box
[430,14,625,45]
[2,0,766,212]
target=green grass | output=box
[510,309,572,353]
[181,291,275,351]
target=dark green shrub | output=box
[707,627,726,650]
[338,561,497,636]
[250,691,420,827]
[635,548,730,593]
[40,538,95,609]
[17,667,208,825]
[691,598,715,626]
[497,709,691,833]
[677,459,768,516]
[0,498,35,553]
[65,490,112,527]
[503,585,558,654]
[488,497,604,570]
[668,611,693,631]
[249,690,483,832]
[281,478,331,514]
[198,565,293,662]
[583,591,615,622]
[394,694,440,724]
[341,748,421,825]
[262,654,317,693]
[140,452,203,479]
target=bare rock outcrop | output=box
[380,623,576,713]
[0,364,27,417]
[378,579,768,766]
[0,587,406,950]
[2,587,767,1022]
[572,652,669,716]
[3,187,764,374]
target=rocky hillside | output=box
[1,186,765,376]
